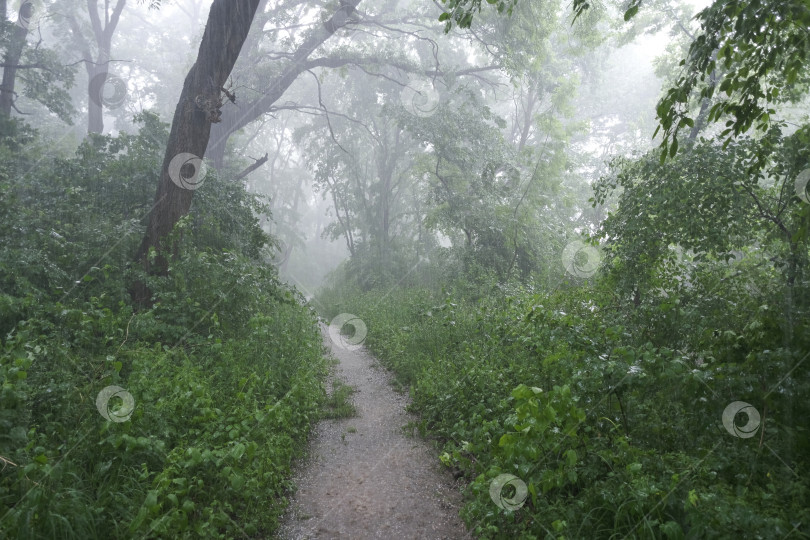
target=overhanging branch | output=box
[235,153,269,181]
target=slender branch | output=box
[306,68,349,154]
[234,153,269,181]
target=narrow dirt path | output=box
[278,324,471,539]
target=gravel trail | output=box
[278,324,471,539]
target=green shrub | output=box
[0,117,329,538]
[318,272,809,538]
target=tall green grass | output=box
[318,274,810,539]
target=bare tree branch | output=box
[235,152,269,181]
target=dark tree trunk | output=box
[0,3,30,117]
[86,60,108,133]
[206,111,237,168]
[205,0,361,169]
[131,0,261,305]
[689,56,717,142]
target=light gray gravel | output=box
[277,324,472,539]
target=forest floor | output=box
[278,324,471,539]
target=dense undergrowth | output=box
[0,116,328,538]
[319,226,810,537]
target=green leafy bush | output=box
[319,268,809,538]
[0,116,328,538]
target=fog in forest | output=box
[3,0,702,293]
[1,0,808,537]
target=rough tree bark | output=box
[0,1,31,116]
[131,0,261,305]
[205,0,362,169]
[203,0,494,171]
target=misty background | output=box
[8,0,711,293]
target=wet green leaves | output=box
[438,0,519,32]
[655,0,810,161]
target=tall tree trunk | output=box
[377,140,396,268]
[68,0,127,134]
[205,0,362,169]
[131,0,261,305]
[0,2,31,116]
[86,54,109,133]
